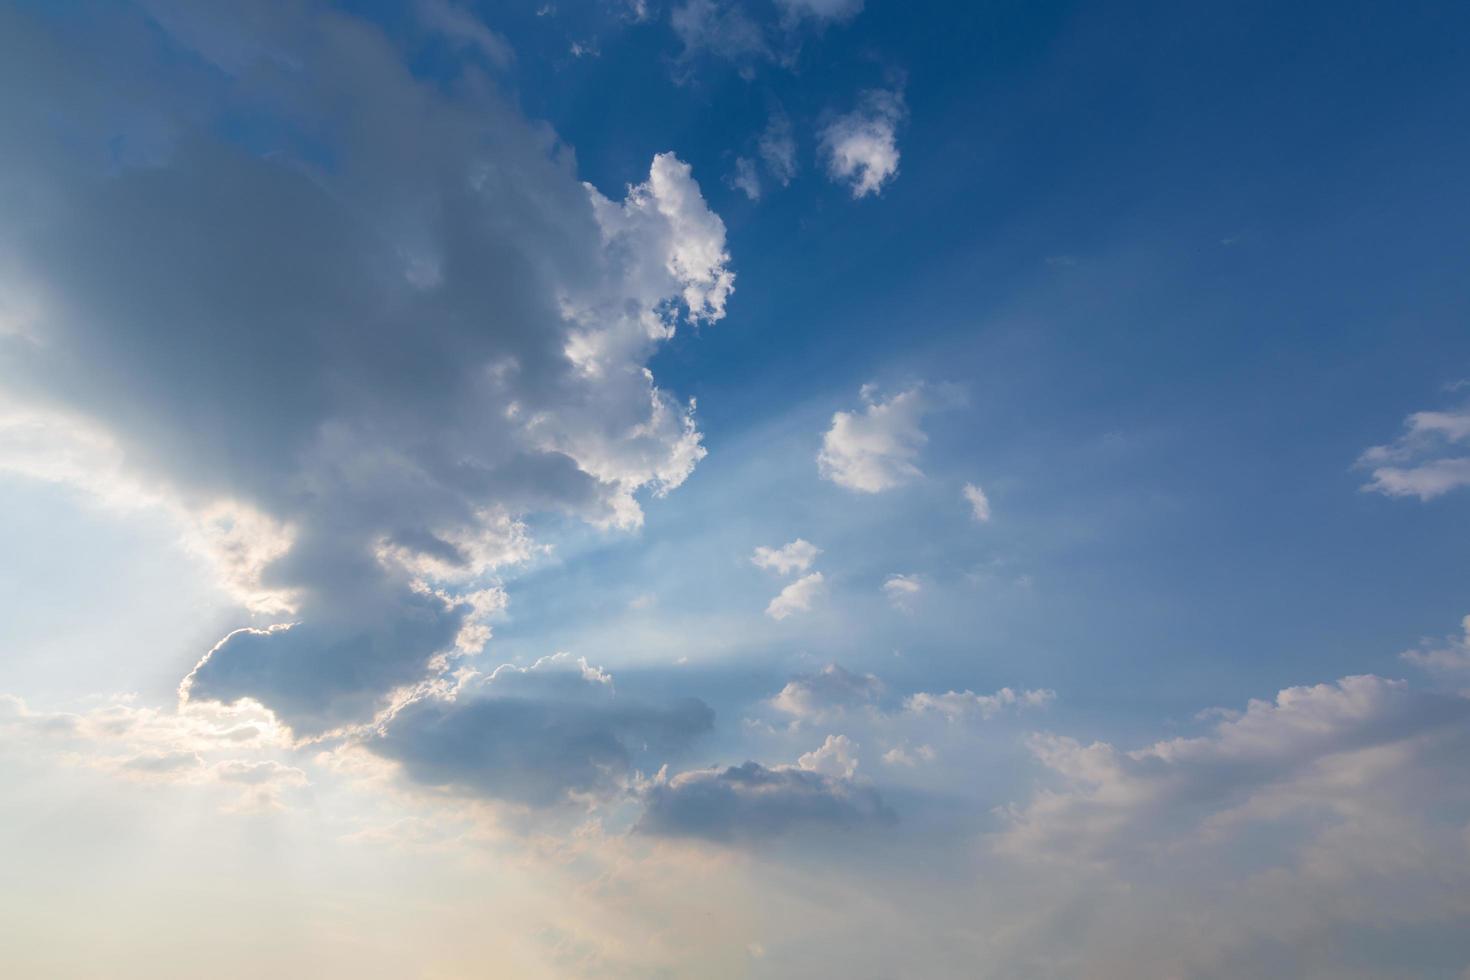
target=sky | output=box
[2,0,1470,977]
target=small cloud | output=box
[759,110,798,186]
[798,733,859,779]
[905,686,1055,721]
[727,156,761,200]
[882,573,921,611]
[766,572,824,620]
[752,538,821,576]
[820,88,905,198]
[963,482,991,522]
[818,384,946,492]
[1357,403,1470,500]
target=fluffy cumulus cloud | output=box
[820,88,906,198]
[1357,402,1470,500]
[751,538,821,575]
[0,2,732,736]
[765,571,825,620]
[818,384,943,492]
[367,654,714,806]
[637,758,892,842]
[769,663,885,719]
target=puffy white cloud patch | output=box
[751,538,821,575]
[797,733,860,778]
[769,663,884,719]
[818,384,940,492]
[1357,403,1470,500]
[765,572,825,620]
[962,482,992,523]
[0,3,733,736]
[820,89,906,198]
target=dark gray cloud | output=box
[638,761,894,841]
[367,656,713,806]
[0,2,732,735]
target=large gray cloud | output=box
[367,654,714,806]
[0,1,733,734]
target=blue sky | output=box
[2,1,1470,976]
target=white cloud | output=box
[880,743,934,767]
[817,384,933,492]
[962,482,991,523]
[758,110,798,185]
[905,686,1055,721]
[766,572,825,620]
[820,89,905,198]
[882,573,921,610]
[752,538,821,575]
[798,733,859,779]
[1357,404,1470,500]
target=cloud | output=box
[882,573,921,611]
[751,538,821,576]
[417,0,514,67]
[671,0,862,70]
[905,686,1055,721]
[774,0,864,23]
[818,384,943,492]
[1401,614,1470,676]
[0,3,733,735]
[820,89,905,198]
[962,482,991,522]
[366,654,714,806]
[998,674,1470,865]
[797,733,859,778]
[758,110,798,186]
[1357,404,1470,500]
[880,743,934,767]
[637,759,893,841]
[728,156,761,200]
[765,572,825,620]
[671,0,770,65]
[769,663,884,719]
